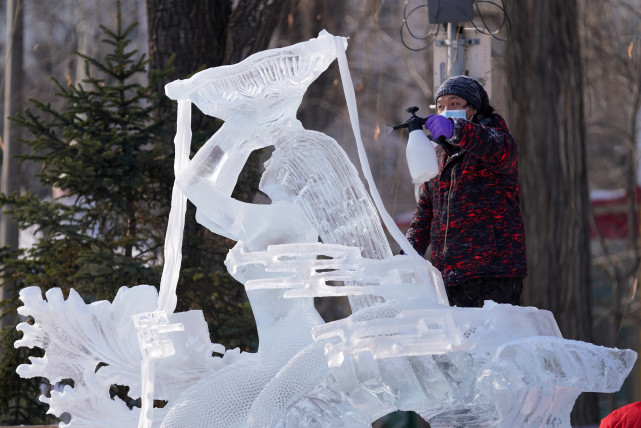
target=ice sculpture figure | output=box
[14,30,637,428]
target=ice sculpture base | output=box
[15,282,637,428]
[306,301,635,428]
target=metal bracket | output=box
[435,38,481,47]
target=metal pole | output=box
[446,22,464,77]
[1,0,25,329]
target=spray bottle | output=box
[393,106,439,185]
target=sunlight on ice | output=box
[14,30,636,428]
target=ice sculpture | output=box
[15,30,637,428]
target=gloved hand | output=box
[425,115,454,140]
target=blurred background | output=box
[1,0,640,426]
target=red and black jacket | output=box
[406,113,527,287]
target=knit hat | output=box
[435,75,489,113]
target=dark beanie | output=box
[435,75,489,112]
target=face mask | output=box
[440,108,468,119]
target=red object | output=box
[591,187,641,240]
[600,402,641,428]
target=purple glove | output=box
[425,115,454,140]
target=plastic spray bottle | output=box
[393,106,439,184]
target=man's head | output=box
[434,75,489,120]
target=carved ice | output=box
[15,30,637,428]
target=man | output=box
[405,75,527,307]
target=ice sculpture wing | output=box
[16,285,240,427]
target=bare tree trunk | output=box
[147,0,231,81]
[223,0,295,64]
[147,0,296,77]
[505,0,597,424]
[275,0,348,130]
[1,0,24,330]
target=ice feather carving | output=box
[16,285,245,427]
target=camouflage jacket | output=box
[406,113,527,286]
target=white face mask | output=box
[440,108,469,119]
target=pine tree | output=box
[0,5,258,423]
[0,9,174,424]
[5,20,174,298]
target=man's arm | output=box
[450,114,518,174]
